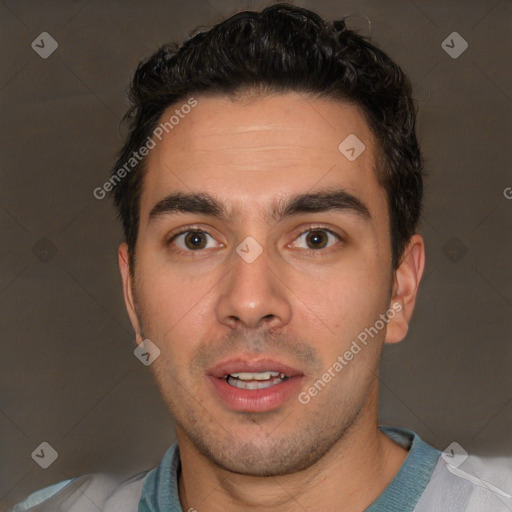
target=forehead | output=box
[140,92,386,224]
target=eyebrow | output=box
[148,188,371,225]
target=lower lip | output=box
[207,375,304,413]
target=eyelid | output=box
[166,224,207,243]
[166,224,224,249]
[294,224,343,238]
[288,224,344,249]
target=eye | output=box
[290,228,341,251]
[169,229,221,252]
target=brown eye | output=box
[183,231,207,250]
[170,230,219,252]
[305,230,329,249]
[292,228,340,251]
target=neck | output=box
[177,391,408,512]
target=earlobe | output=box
[384,234,426,344]
[118,243,144,345]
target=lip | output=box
[206,356,305,413]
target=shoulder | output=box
[415,451,512,511]
[11,470,148,512]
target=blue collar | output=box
[138,425,441,512]
[366,426,441,511]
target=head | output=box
[112,4,425,476]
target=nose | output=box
[215,241,292,330]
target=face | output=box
[120,92,404,476]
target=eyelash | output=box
[166,224,343,255]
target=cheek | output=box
[292,261,387,343]
[134,271,209,370]
[137,258,206,326]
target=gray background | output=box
[1,0,511,509]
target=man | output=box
[13,3,512,511]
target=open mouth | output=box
[225,371,289,390]
[207,359,304,412]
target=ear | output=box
[118,243,144,346]
[384,234,426,344]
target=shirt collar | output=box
[365,426,441,511]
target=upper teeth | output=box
[230,371,286,380]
